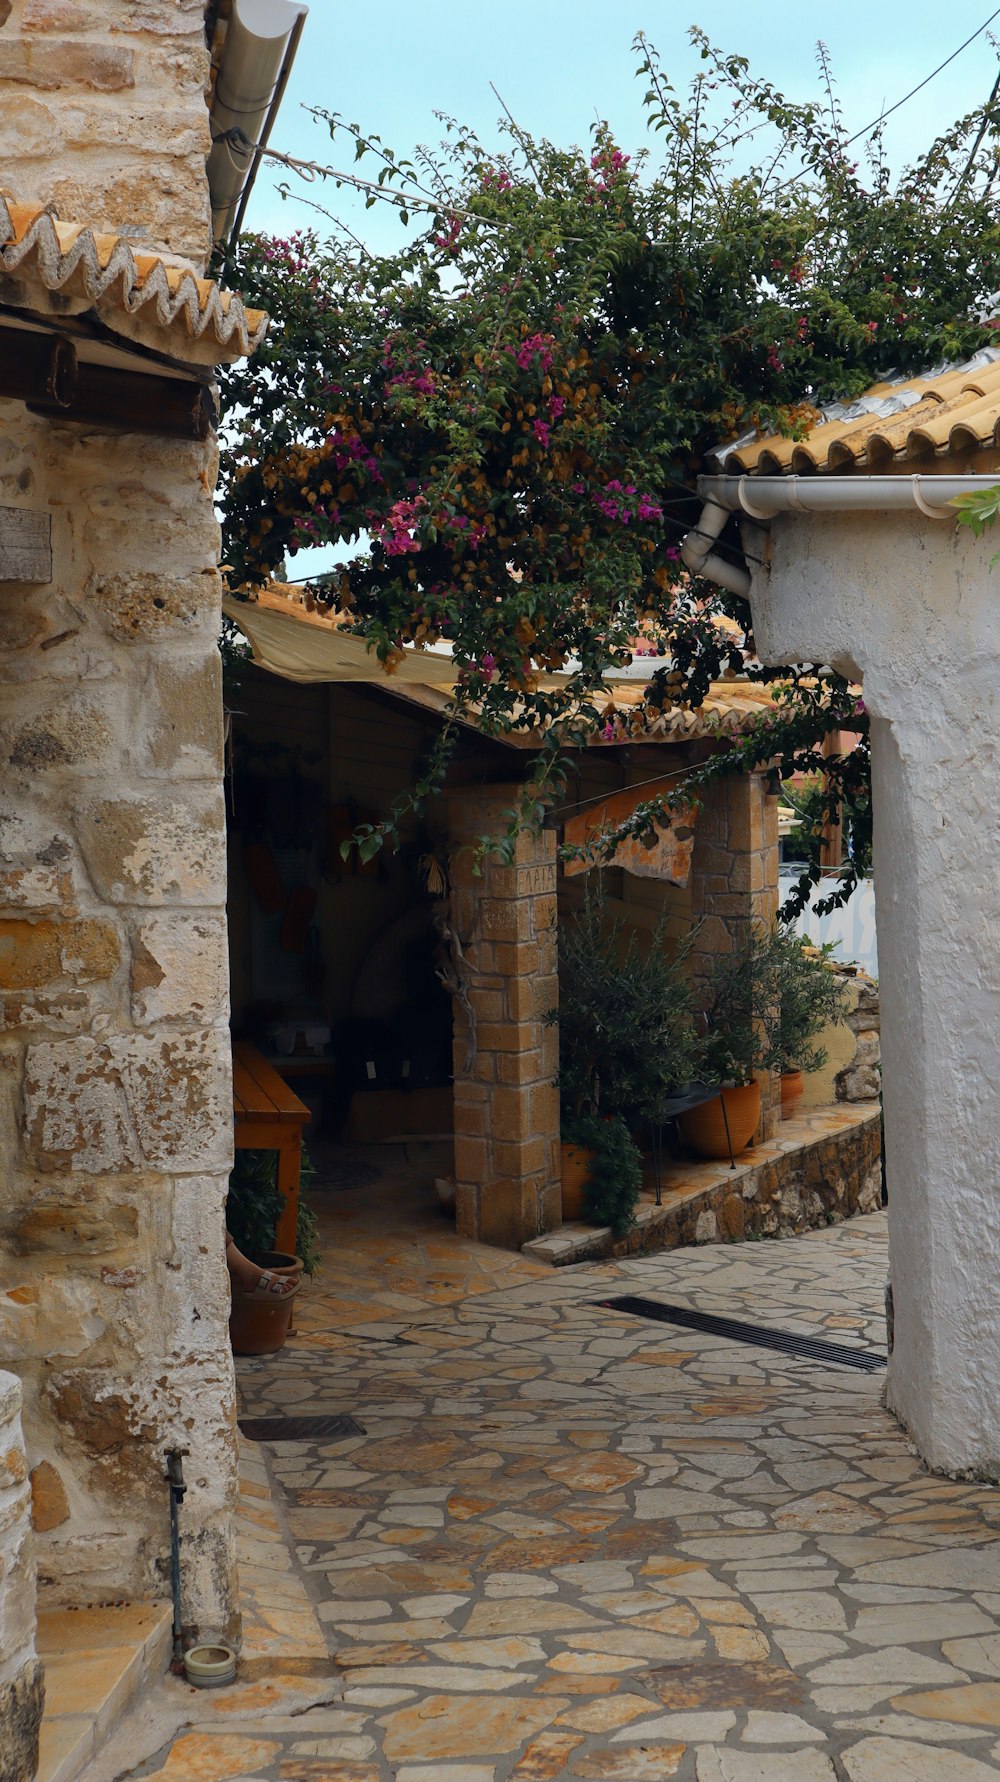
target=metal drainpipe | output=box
[164,1448,189,1670]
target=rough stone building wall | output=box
[0,1371,43,1782]
[0,4,239,1638]
[0,0,213,269]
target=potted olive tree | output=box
[680,925,785,1160]
[554,884,700,1234]
[777,935,850,1118]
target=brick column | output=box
[690,771,781,1139]
[447,789,561,1249]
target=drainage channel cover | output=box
[598,1296,886,1373]
[238,1414,366,1442]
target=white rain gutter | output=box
[207,0,308,247]
[698,471,1000,518]
[682,473,1000,597]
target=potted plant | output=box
[680,925,785,1160]
[777,934,850,1118]
[226,1148,320,1356]
[561,1110,643,1237]
[554,883,700,1226]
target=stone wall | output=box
[448,790,561,1249]
[0,0,213,269]
[0,412,239,1639]
[0,1371,43,1782]
[526,1105,883,1267]
[835,973,881,1103]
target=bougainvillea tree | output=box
[219,32,1000,911]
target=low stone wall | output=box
[525,1103,883,1266]
[836,974,881,1103]
[0,1371,43,1782]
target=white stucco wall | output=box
[746,505,1000,1476]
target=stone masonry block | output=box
[0,916,120,990]
[490,1085,532,1143]
[142,652,224,778]
[129,912,229,1027]
[76,789,226,905]
[3,37,135,87]
[453,1136,487,1183]
[0,808,81,911]
[23,1029,232,1174]
[86,570,221,644]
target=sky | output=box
[245,0,1000,246]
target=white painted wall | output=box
[747,505,1000,1477]
[781,872,878,979]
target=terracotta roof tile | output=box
[712,346,1000,474]
[0,197,267,365]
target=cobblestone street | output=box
[104,1167,1000,1781]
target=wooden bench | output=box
[232,1041,311,1256]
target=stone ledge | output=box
[523,1101,882,1267]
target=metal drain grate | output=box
[599,1296,886,1372]
[238,1414,366,1442]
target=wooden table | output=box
[232,1041,311,1256]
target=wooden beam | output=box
[0,507,51,583]
[29,363,215,440]
[0,326,76,407]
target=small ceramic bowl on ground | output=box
[183,1643,237,1688]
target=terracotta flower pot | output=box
[229,1251,303,1357]
[780,1068,805,1120]
[560,1142,594,1222]
[678,1081,761,1161]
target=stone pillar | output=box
[448,789,561,1249]
[0,412,239,1642]
[747,505,1000,1476]
[0,1372,43,1782]
[690,771,781,1138]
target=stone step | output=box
[35,1601,173,1782]
[524,1101,882,1266]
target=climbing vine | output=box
[219,31,1000,913]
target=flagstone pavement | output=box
[106,1156,1000,1781]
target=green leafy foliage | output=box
[218,33,1000,898]
[778,935,850,1073]
[227,1146,321,1274]
[555,880,700,1123]
[564,1110,643,1238]
[697,925,787,1087]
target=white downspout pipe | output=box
[679,497,752,598]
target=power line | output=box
[842,8,1000,147]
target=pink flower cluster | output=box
[372,496,426,556]
[260,233,310,274]
[434,216,462,254]
[514,332,555,372]
[481,167,512,192]
[592,480,663,526]
[590,145,630,192]
[325,428,381,483]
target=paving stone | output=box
[841,1734,1000,1779]
[115,1195,1000,1782]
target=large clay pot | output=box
[560,1142,594,1222]
[780,1069,804,1121]
[678,1081,761,1161]
[229,1251,303,1357]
